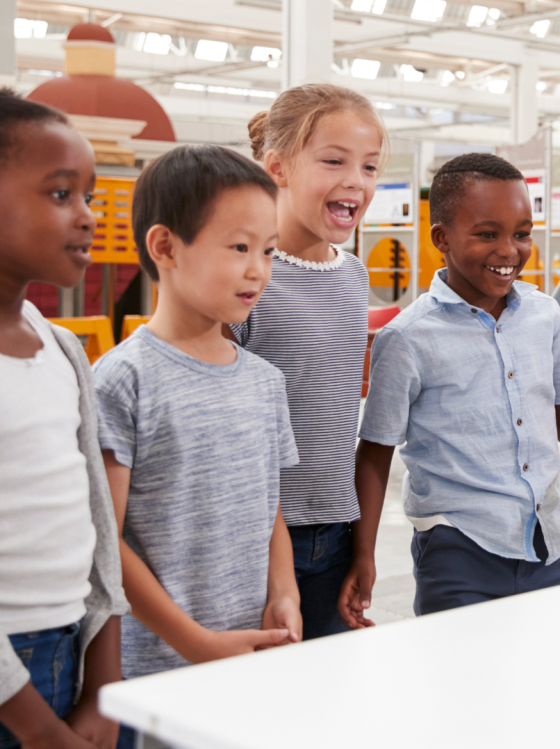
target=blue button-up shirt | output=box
[360,268,560,563]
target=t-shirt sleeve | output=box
[359,326,422,446]
[93,358,138,469]
[552,302,560,405]
[274,375,299,469]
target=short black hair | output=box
[0,88,68,165]
[133,145,278,281]
[429,153,525,226]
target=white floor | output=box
[364,448,416,625]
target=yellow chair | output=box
[49,316,115,364]
[121,315,151,341]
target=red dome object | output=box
[27,75,175,142]
[67,23,115,44]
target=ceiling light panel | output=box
[195,39,229,62]
[466,6,488,27]
[372,0,388,13]
[401,64,424,81]
[351,58,381,79]
[410,0,446,23]
[530,19,550,38]
[143,33,171,54]
[351,0,373,10]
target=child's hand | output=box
[261,596,302,646]
[337,557,376,629]
[66,698,119,749]
[197,628,290,662]
[20,719,97,749]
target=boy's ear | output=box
[431,223,451,255]
[264,150,289,188]
[146,225,177,270]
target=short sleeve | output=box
[552,303,560,405]
[274,375,299,469]
[93,360,138,469]
[359,326,422,446]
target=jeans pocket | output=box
[412,526,439,569]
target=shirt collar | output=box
[429,268,537,311]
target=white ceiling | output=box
[13,0,560,152]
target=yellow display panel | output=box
[90,177,139,264]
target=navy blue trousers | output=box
[412,522,560,616]
[289,521,353,640]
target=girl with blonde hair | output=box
[229,82,389,639]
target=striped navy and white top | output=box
[232,247,369,526]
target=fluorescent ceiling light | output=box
[351,0,373,9]
[411,0,446,23]
[195,39,228,62]
[174,82,277,99]
[488,7,500,20]
[455,70,465,79]
[536,81,547,91]
[372,0,387,13]
[487,79,507,94]
[27,69,62,77]
[530,19,550,38]
[351,58,381,79]
[375,101,396,109]
[401,64,424,81]
[14,18,48,38]
[467,6,488,27]
[143,33,171,55]
[441,69,455,86]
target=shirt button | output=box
[471,308,477,314]
[537,504,541,511]
[496,326,500,332]
[523,463,529,471]
[517,418,523,425]
[508,371,514,379]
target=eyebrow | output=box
[472,220,533,228]
[318,144,381,157]
[44,169,79,179]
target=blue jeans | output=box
[288,521,353,640]
[412,522,560,615]
[0,622,81,749]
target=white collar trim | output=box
[272,246,345,271]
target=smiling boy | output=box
[93,145,301,749]
[348,154,560,620]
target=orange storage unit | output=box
[90,177,139,265]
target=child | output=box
[93,146,301,749]
[0,90,128,748]
[227,83,388,638]
[354,153,560,620]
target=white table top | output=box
[100,586,560,749]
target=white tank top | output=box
[0,302,96,634]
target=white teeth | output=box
[339,202,356,208]
[486,266,514,275]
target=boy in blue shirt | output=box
[339,153,560,624]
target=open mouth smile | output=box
[327,200,360,227]
[485,264,517,279]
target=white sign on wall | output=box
[364,182,413,226]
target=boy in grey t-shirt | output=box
[94,147,301,745]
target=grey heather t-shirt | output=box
[93,326,298,679]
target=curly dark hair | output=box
[429,153,525,226]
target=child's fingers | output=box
[252,628,289,649]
